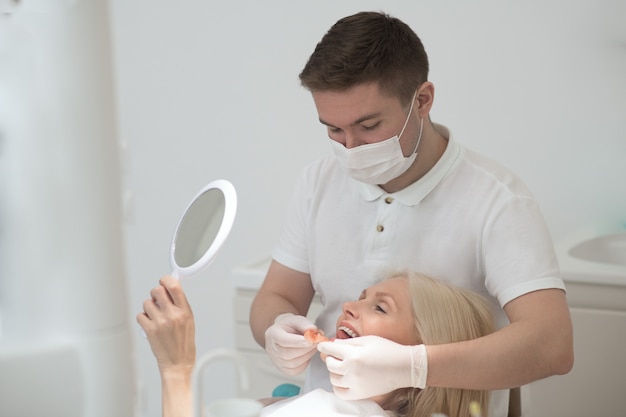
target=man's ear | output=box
[416,82,435,116]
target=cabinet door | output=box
[528,307,626,417]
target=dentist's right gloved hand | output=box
[317,335,428,400]
[264,313,318,376]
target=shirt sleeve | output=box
[483,193,565,307]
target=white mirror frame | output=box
[169,179,237,279]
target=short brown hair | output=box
[299,11,429,105]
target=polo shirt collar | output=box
[357,124,460,206]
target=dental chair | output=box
[193,349,523,417]
[508,387,521,417]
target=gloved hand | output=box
[264,313,318,376]
[317,335,428,400]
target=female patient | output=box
[138,270,495,417]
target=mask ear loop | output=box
[411,116,424,155]
[399,91,423,156]
[398,91,417,139]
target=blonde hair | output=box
[379,271,495,417]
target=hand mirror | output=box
[169,179,237,279]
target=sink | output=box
[555,228,626,287]
[568,232,626,267]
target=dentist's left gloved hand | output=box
[317,335,428,400]
[264,313,318,376]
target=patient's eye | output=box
[375,304,387,313]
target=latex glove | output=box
[264,313,318,376]
[317,335,428,400]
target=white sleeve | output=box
[483,194,565,307]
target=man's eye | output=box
[328,127,342,134]
[362,122,381,131]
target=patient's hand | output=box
[137,276,196,376]
[137,276,196,417]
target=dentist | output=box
[249,11,573,417]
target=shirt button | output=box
[385,197,393,204]
[376,224,384,232]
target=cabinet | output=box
[526,279,626,417]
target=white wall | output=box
[1,2,135,416]
[108,1,626,416]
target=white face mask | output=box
[330,93,423,185]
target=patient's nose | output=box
[342,300,359,318]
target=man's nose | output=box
[343,133,360,149]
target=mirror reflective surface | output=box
[170,179,237,279]
[174,188,225,268]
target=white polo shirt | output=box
[272,124,564,416]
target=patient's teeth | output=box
[338,326,357,338]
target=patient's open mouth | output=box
[337,325,358,339]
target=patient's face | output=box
[335,277,419,345]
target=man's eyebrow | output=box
[319,112,382,128]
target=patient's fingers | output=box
[142,297,159,318]
[148,275,188,312]
[138,275,193,341]
[159,275,190,308]
[136,310,149,328]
